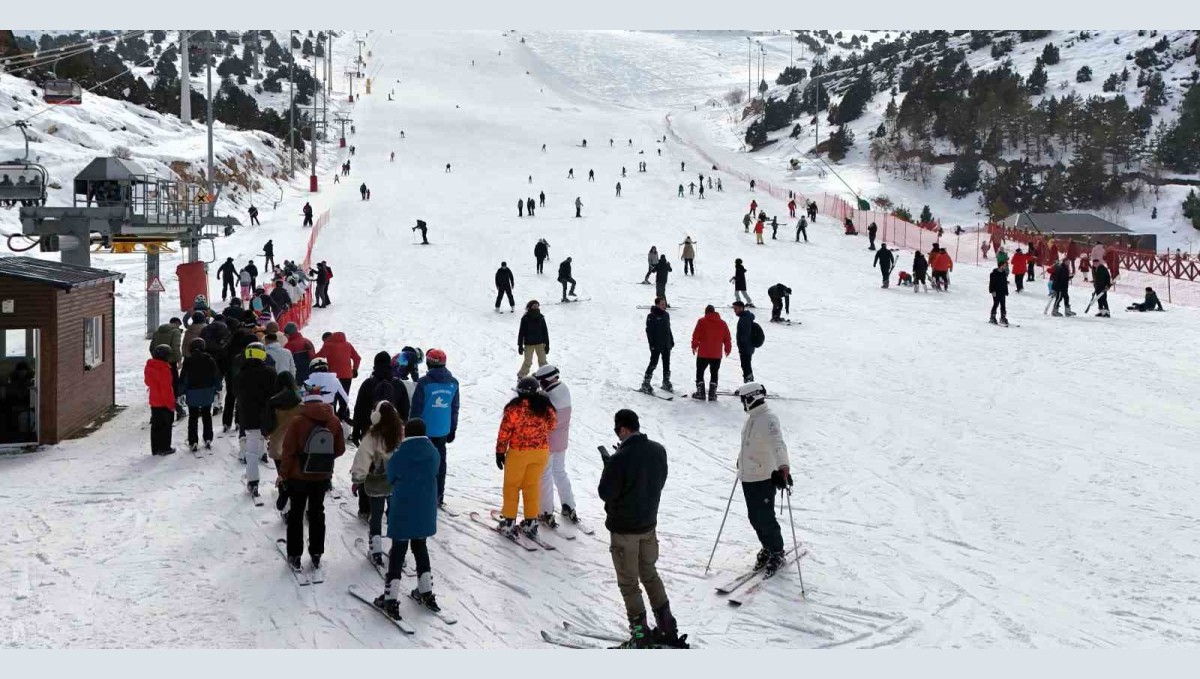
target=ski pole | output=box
[704,474,740,575]
[784,487,806,599]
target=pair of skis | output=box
[632,386,675,401]
[469,509,562,550]
[540,620,690,649]
[714,545,808,607]
[275,538,323,585]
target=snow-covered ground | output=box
[3,29,1200,649]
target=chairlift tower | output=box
[333,116,353,148]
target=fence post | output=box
[1167,273,1172,303]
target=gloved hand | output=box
[770,468,794,490]
[495,453,506,470]
[518,346,524,354]
[352,369,359,379]
[446,431,456,444]
[351,483,361,497]
[349,435,361,447]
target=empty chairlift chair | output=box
[42,79,82,105]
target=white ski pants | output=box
[539,450,575,512]
[244,430,264,484]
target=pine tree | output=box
[1158,81,1200,173]
[1102,72,1119,92]
[775,65,807,86]
[944,153,981,198]
[1143,72,1167,109]
[833,71,874,124]
[1041,42,1061,65]
[1076,65,1092,83]
[1027,59,1049,95]
[745,118,767,147]
[302,38,314,58]
[827,125,854,161]
[919,205,934,224]
[1183,189,1200,230]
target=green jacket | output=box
[150,323,183,364]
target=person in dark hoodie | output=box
[222,317,260,434]
[282,322,315,383]
[653,255,672,307]
[237,342,277,498]
[351,351,413,516]
[516,299,550,378]
[179,338,220,452]
[641,297,674,393]
[766,284,791,323]
[988,262,1010,326]
[873,243,895,288]
[533,239,550,275]
[245,260,259,291]
[409,349,459,508]
[217,257,238,301]
[264,372,303,519]
[269,283,292,315]
[495,261,516,312]
[732,301,756,383]
[281,379,347,571]
[911,251,930,292]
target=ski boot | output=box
[660,376,673,392]
[707,382,718,402]
[753,548,770,572]
[498,516,519,539]
[260,452,269,465]
[539,511,558,529]
[639,377,654,394]
[989,315,998,325]
[1051,309,1063,317]
[374,579,404,620]
[310,553,322,570]
[410,572,440,612]
[189,442,199,452]
[1065,309,1076,317]
[204,440,212,450]
[561,503,579,524]
[1000,317,1009,327]
[652,602,689,648]
[520,518,540,540]
[616,612,654,649]
[691,381,706,400]
[764,550,787,577]
[369,535,385,567]
[287,555,302,572]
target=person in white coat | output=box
[264,332,296,378]
[534,365,578,526]
[735,382,791,575]
[349,401,402,565]
[304,357,350,420]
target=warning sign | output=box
[146,276,166,293]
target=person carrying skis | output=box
[412,219,429,245]
[145,344,177,456]
[302,202,314,227]
[409,348,459,508]
[599,409,685,649]
[733,382,792,576]
[534,365,578,526]
[988,262,1010,326]
[730,259,753,306]
[237,342,277,498]
[1010,248,1028,293]
[557,257,577,301]
[874,243,895,288]
[350,400,404,565]
[494,261,516,312]
[642,297,674,393]
[517,300,550,377]
[373,417,442,620]
[732,301,757,383]
[574,197,583,218]
[280,379,347,572]
[1051,259,1075,317]
[1091,258,1112,318]
[494,376,558,539]
[1127,287,1163,311]
[534,239,550,275]
[867,222,878,250]
[767,284,791,323]
[795,216,808,243]
[911,251,929,292]
[653,255,672,307]
[642,247,659,284]
[690,304,731,401]
[680,237,696,276]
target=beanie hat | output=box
[283,322,298,336]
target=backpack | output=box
[750,322,765,348]
[300,419,337,474]
[252,296,264,312]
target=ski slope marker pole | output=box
[704,474,740,575]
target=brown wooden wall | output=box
[0,278,57,442]
[52,283,116,442]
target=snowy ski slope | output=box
[2,30,1199,649]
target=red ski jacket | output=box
[144,358,176,408]
[315,331,362,379]
[691,310,731,359]
[1010,252,1029,276]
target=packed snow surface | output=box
[2,30,1199,649]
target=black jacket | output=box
[767,284,791,314]
[988,268,1009,297]
[736,310,755,352]
[217,260,237,281]
[351,368,412,441]
[1051,262,1072,292]
[653,258,672,286]
[732,263,747,290]
[236,360,277,429]
[179,350,221,391]
[495,266,514,290]
[517,310,549,350]
[199,318,231,355]
[263,241,273,256]
[534,241,549,260]
[1092,264,1111,291]
[645,306,674,351]
[557,260,572,282]
[245,262,258,279]
[874,248,895,269]
[598,433,668,535]
[270,286,292,311]
[913,252,929,274]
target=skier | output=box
[412,219,429,245]
[688,182,695,195]
[806,200,817,222]
[264,372,302,517]
[732,301,756,382]
[263,240,275,270]
[653,255,672,307]
[280,379,348,572]
[753,217,765,245]
[622,167,627,178]
[249,204,261,226]
[680,237,696,276]
[749,179,756,192]
[698,183,705,199]
[534,238,550,275]
[911,251,930,292]
[183,312,207,355]
[874,243,895,288]
[742,213,752,233]
[641,297,674,393]
[930,246,953,291]
[750,199,758,215]
[787,199,796,218]
[1050,259,1075,317]
[690,304,731,401]
[616,182,622,197]
[1091,258,1112,318]
[303,357,351,415]
[794,216,808,243]
[527,197,536,216]
[867,222,878,250]
[588,169,595,182]
[314,331,361,421]
[351,351,413,449]
[1010,247,1028,293]
[145,344,177,456]
[445,163,451,173]
[642,246,659,284]
[302,202,313,227]
[221,314,259,435]
[350,400,404,565]
[360,183,369,200]
[677,184,685,198]
[534,365,577,526]
[495,261,516,312]
[730,259,754,306]
[283,322,315,384]
[1127,287,1163,311]
[767,284,791,323]
[517,299,550,377]
[599,409,685,648]
[568,168,574,179]
[557,257,577,301]
[373,417,442,619]
[518,198,524,217]
[409,348,460,508]
[988,262,1010,326]
[539,191,545,208]
[574,196,582,218]
[493,376,558,540]
[770,216,778,240]
[237,342,277,497]
[733,382,792,576]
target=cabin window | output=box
[83,316,103,370]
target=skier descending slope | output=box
[350,401,403,567]
[494,377,557,539]
[410,349,460,509]
[641,297,674,393]
[730,259,754,306]
[598,409,687,648]
[557,257,578,301]
[690,305,731,401]
[534,365,579,526]
[734,383,793,576]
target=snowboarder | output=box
[574,196,583,218]
[303,202,314,227]
[680,237,696,276]
[145,344,177,456]
[1050,260,1075,317]
[690,305,731,401]
[874,244,895,288]
[730,259,753,306]
[495,261,516,312]
[1127,287,1163,311]
[642,297,674,393]
[263,240,275,270]
[911,251,930,292]
[534,365,577,526]
[280,379,348,572]
[867,222,878,250]
[557,257,577,300]
[409,349,460,508]
[767,284,791,323]
[733,382,792,576]
[534,239,550,275]
[412,219,429,244]
[350,400,403,565]
[642,247,659,284]
[518,198,524,217]
[988,262,1010,326]
[599,409,685,648]
[1092,259,1112,318]
[732,301,756,383]
[248,205,261,226]
[517,300,549,377]
[653,255,672,307]
[494,376,557,539]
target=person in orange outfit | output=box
[930,246,954,291]
[495,377,558,540]
[753,218,765,245]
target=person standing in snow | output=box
[1091,258,1112,318]
[527,197,535,216]
[874,243,895,288]
[557,257,577,301]
[730,259,753,306]
[262,240,275,270]
[280,379,347,572]
[1010,247,1028,293]
[360,183,369,200]
[911,251,929,292]
[518,198,524,217]
[517,300,550,377]
[238,266,254,301]
[641,297,674,393]
[733,382,792,576]
[742,212,752,233]
[867,222,878,250]
[495,261,516,312]
[146,344,177,456]
[539,191,546,208]
[302,202,314,227]
[616,182,622,197]
[263,332,296,378]
[412,219,429,245]
[217,257,238,301]
[690,304,731,401]
[179,338,219,452]
[574,196,583,218]
[350,400,403,566]
[642,247,659,284]
[753,217,765,245]
[1050,259,1075,317]
[988,262,1010,326]
[677,184,685,198]
[409,349,460,508]
[770,216,779,240]
[303,357,351,421]
[534,365,579,526]
[264,372,302,518]
[680,237,696,276]
[494,376,557,539]
[653,255,672,307]
[794,216,808,243]
[732,301,756,383]
[534,239,550,275]
[588,169,595,182]
[236,342,277,499]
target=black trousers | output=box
[150,407,174,453]
[303,215,313,227]
[286,479,328,557]
[536,257,546,274]
[336,378,352,420]
[222,386,238,429]
[868,233,877,249]
[431,436,448,504]
[1027,267,1035,282]
[317,282,331,307]
[990,295,1007,318]
[386,538,430,581]
[771,300,783,321]
[1096,290,1109,311]
[221,278,237,300]
[575,206,581,217]
[795,226,807,242]
[683,258,694,275]
[187,405,213,445]
[251,215,261,226]
[1013,272,1024,292]
[695,357,721,385]
[880,266,891,284]
[645,348,671,380]
[264,254,274,269]
[742,480,784,552]
[560,278,576,298]
[368,495,388,537]
[1054,289,1071,310]
[739,351,754,382]
[495,287,514,309]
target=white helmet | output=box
[735,382,767,411]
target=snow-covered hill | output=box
[2,29,1199,650]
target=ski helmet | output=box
[308,357,330,372]
[151,344,172,360]
[735,382,767,412]
[516,376,541,395]
[244,342,267,362]
[194,294,207,306]
[426,348,447,367]
[189,338,206,354]
[534,364,560,388]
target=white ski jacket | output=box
[544,381,572,453]
[737,404,789,483]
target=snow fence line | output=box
[665,113,1200,308]
[273,208,331,331]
